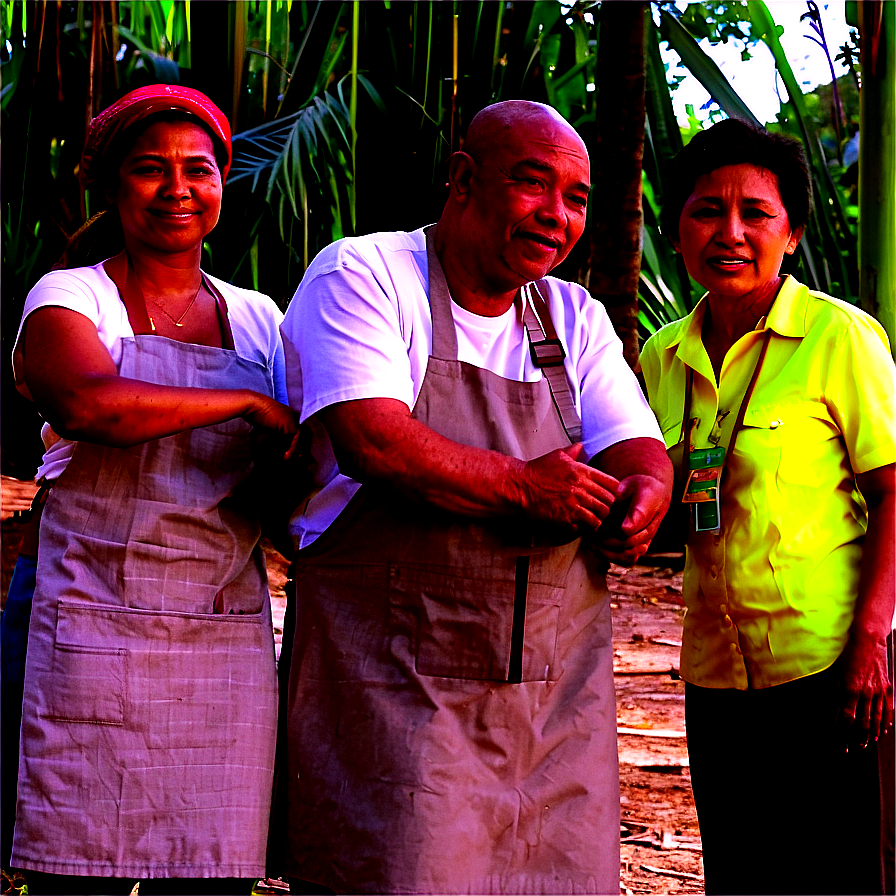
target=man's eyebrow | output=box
[513,157,591,193]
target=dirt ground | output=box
[608,560,703,896]
[2,476,703,895]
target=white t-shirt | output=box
[14,261,288,482]
[281,226,662,548]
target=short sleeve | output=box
[825,313,896,474]
[281,242,419,422]
[13,265,132,383]
[550,281,662,458]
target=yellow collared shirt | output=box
[641,277,896,689]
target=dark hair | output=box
[660,118,812,245]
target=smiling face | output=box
[109,119,223,259]
[462,113,590,295]
[676,163,803,306]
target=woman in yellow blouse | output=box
[641,119,894,896]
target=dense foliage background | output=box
[1,0,891,476]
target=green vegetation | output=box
[0,1,887,474]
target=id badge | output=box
[682,447,723,531]
[681,447,725,505]
[694,489,721,531]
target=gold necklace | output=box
[148,281,203,331]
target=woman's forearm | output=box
[20,306,297,448]
[41,374,263,447]
[852,465,896,644]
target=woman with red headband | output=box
[7,85,298,894]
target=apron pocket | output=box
[53,599,277,747]
[42,643,127,726]
[388,564,561,682]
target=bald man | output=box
[279,101,672,894]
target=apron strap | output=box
[423,227,582,443]
[103,251,235,349]
[424,225,460,361]
[202,275,236,351]
[522,280,583,443]
[104,251,153,334]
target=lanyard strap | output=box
[680,329,773,486]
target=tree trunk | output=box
[857,0,895,356]
[589,1,647,371]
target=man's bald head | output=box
[435,100,590,314]
[462,101,588,163]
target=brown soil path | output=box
[2,477,702,895]
[609,561,704,895]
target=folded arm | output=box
[320,396,620,530]
[19,306,298,448]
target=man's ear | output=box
[447,152,477,201]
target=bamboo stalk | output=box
[451,13,458,152]
[350,0,359,232]
[858,0,895,351]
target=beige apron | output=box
[11,259,278,879]
[284,232,619,894]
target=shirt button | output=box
[723,614,733,627]
[714,534,722,546]
[710,565,719,578]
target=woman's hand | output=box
[838,632,894,751]
[841,464,896,751]
[243,394,302,458]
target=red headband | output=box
[82,85,232,185]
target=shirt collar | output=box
[665,299,712,376]
[763,275,809,338]
[665,275,809,353]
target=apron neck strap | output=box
[424,225,460,361]
[103,251,235,350]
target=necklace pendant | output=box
[175,322,184,327]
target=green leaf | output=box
[659,10,761,126]
[117,25,181,81]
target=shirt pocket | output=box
[738,399,840,487]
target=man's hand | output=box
[515,443,619,531]
[590,473,671,566]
